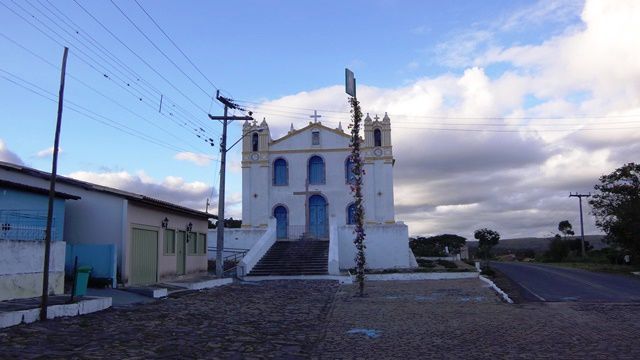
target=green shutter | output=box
[164,229,175,255]
[197,233,207,255]
[187,232,197,255]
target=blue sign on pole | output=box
[345,68,356,97]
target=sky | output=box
[1,0,639,239]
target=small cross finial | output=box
[310,110,322,123]
[374,114,380,121]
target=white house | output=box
[226,113,416,274]
[0,161,211,287]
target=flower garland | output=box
[348,96,366,296]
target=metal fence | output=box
[0,210,58,241]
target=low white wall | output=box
[237,218,276,277]
[338,222,414,270]
[0,240,65,301]
[212,228,267,260]
[328,222,340,275]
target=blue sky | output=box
[1,0,639,238]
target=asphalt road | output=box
[491,261,640,302]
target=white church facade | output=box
[227,113,416,275]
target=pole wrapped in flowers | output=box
[348,96,366,296]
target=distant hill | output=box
[466,235,606,255]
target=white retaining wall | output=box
[216,228,267,259]
[237,218,276,276]
[338,222,415,269]
[0,240,65,301]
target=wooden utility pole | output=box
[209,91,253,277]
[569,192,591,257]
[41,47,68,321]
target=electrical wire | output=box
[27,0,219,137]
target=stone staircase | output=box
[247,240,329,276]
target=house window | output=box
[187,232,197,255]
[308,155,325,184]
[347,203,356,225]
[252,133,259,152]
[273,158,288,186]
[164,229,176,255]
[197,233,207,255]
[374,128,382,147]
[312,131,320,145]
[345,157,355,184]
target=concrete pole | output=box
[215,106,228,278]
[578,196,586,257]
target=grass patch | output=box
[544,262,640,275]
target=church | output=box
[226,112,417,276]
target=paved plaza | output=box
[1,279,640,359]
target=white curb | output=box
[479,275,514,304]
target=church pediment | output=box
[270,122,351,151]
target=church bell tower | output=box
[363,112,395,223]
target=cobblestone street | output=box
[1,279,640,359]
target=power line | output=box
[71,0,213,117]
[0,9,217,145]
[108,0,216,99]
[15,0,219,138]
[0,72,219,158]
[235,99,640,121]
[38,0,220,136]
[133,0,220,92]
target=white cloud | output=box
[67,170,215,211]
[246,0,640,239]
[35,146,60,158]
[174,152,214,167]
[0,139,24,165]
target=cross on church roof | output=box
[310,110,322,123]
[374,114,380,121]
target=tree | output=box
[589,163,640,259]
[474,228,500,261]
[409,234,466,257]
[558,220,575,238]
[545,234,570,262]
[209,217,242,229]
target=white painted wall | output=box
[0,240,65,301]
[216,228,267,258]
[237,218,276,276]
[338,222,414,269]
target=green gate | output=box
[130,228,158,285]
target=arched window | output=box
[374,128,382,147]
[308,155,325,184]
[252,133,259,152]
[273,158,288,186]
[345,157,355,184]
[347,203,356,225]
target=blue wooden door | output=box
[309,195,327,238]
[274,206,288,239]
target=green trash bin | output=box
[73,266,92,297]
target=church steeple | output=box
[364,111,392,149]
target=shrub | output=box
[417,259,436,268]
[480,267,495,277]
[436,259,458,269]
